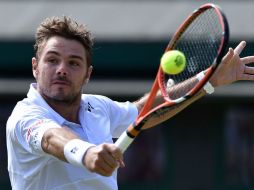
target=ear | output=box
[32,57,38,79]
[84,66,93,85]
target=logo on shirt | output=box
[85,102,94,112]
[26,119,45,142]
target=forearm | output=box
[135,75,200,111]
[41,127,122,176]
[142,89,206,129]
[41,127,82,162]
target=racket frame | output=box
[115,3,229,153]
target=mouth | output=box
[52,80,71,86]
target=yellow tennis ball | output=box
[160,50,186,75]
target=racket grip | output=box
[115,132,134,153]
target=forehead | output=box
[41,36,86,58]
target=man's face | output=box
[32,36,92,104]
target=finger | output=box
[233,41,246,55]
[241,73,254,81]
[104,144,125,168]
[244,66,254,75]
[110,152,125,168]
[96,162,113,177]
[117,159,125,168]
[102,153,119,169]
[221,48,234,65]
[101,144,125,167]
[241,56,254,65]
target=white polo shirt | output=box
[6,83,138,190]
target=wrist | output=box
[64,139,95,168]
[196,71,215,94]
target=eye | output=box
[69,60,80,67]
[47,58,58,64]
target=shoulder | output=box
[81,94,114,108]
[7,98,52,131]
[11,98,49,118]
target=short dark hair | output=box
[34,16,93,66]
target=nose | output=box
[56,62,68,76]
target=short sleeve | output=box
[8,105,61,156]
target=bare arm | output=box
[41,127,78,162]
[41,127,124,176]
[134,41,254,129]
[141,90,206,129]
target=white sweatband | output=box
[196,71,215,94]
[64,139,95,168]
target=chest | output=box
[64,107,113,145]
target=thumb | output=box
[105,144,125,168]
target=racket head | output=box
[158,3,229,102]
[124,3,229,139]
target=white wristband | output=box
[64,139,95,168]
[196,71,214,94]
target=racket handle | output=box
[115,132,134,153]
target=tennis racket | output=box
[115,3,229,153]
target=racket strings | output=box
[163,8,224,100]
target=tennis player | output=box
[6,16,254,190]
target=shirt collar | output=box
[27,83,66,124]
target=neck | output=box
[44,96,81,124]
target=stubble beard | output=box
[40,85,82,106]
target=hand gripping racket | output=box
[115,3,229,153]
